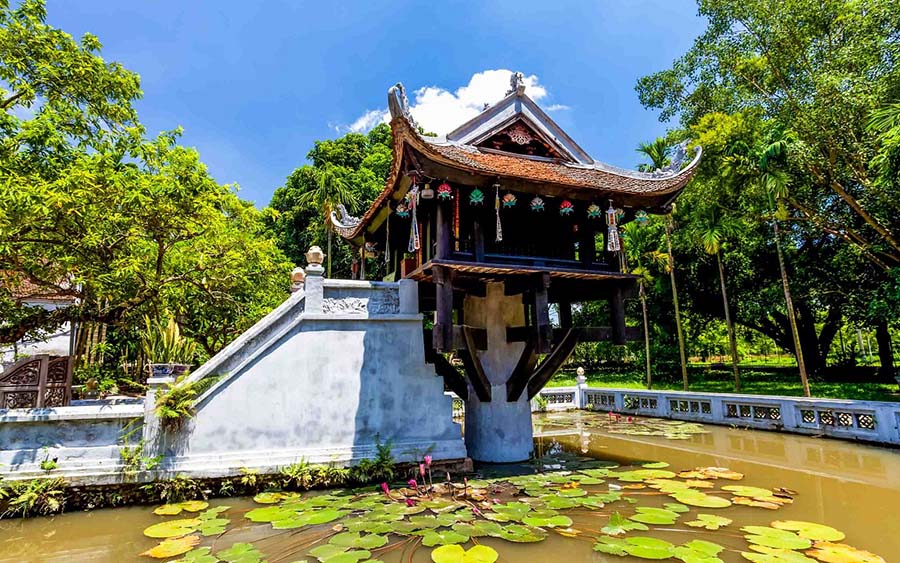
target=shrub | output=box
[0,478,67,518]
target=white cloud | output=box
[348,108,389,133]
[345,69,565,135]
[544,103,571,112]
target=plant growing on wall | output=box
[141,316,198,367]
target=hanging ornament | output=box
[494,183,503,242]
[559,199,574,216]
[502,192,517,208]
[586,203,602,219]
[395,202,409,218]
[635,210,649,226]
[408,184,420,253]
[420,182,434,200]
[469,187,485,205]
[616,207,625,222]
[530,196,545,212]
[606,200,621,252]
[437,181,453,200]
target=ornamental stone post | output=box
[576,367,587,409]
[143,373,176,457]
[305,246,325,314]
[290,267,306,293]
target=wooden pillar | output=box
[433,265,454,353]
[578,223,596,267]
[609,286,626,345]
[473,214,485,262]
[436,201,451,259]
[359,246,366,281]
[534,272,552,354]
[559,301,572,328]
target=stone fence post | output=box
[399,278,419,314]
[575,367,587,408]
[143,373,175,456]
[305,246,325,314]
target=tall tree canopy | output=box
[0,0,291,359]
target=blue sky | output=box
[47,1,706,206]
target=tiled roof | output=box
[0,272,77,303]
[335,114,701,242]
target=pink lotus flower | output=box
[380,482,390,496]
[424,455,432,467]
[626,416,634,423]
[406,498,416,507]
[419,463,426,477]
[408,478,418,488]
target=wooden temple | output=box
[332,72,701,408]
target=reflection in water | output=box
[1,410,897,562]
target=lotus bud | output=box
[424,455,432,467]
[419,463,426,477]
[408,478,418,488]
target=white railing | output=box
[450,385,900,446]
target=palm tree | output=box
[637,138,689,390]
[298,163,358,278]
[691,207,743,391]
[723,135,811,397]
[621,221,669,389]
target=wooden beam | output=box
[433,265,454,352]
[527,328,581,400]
[559,301,572,328]
[609,287,626,345]
[506,340,539,401]
[452,325,487,350]
[473,215,485,262]
[436,200,451,259]
[425,348,468,400]
[459,326,491,402]
[534,272,552,354]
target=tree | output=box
[689,205,744,391]
[0,1,292,362]
[637,139,689,390]
[621,219,669,388]
[266,124,393,280]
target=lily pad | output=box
[686,514,733,530]
[452,521,502,537]
[485,501,531,522]
[329,532,389,550]
[629,506,681,525]
[740,546,819,563]
[522,510,573,528]
[806,541,886,563]
[493,524,548,543]
[672,490,732,508]
[217,542,265,563]
[153,500,209,515]
[171,547,219,563]
[431,544,498,563]
[612,469,677,482]
[770,520,845,542]
[420,529,470,546]
[198,517,230,536]
[143,518,201,538]
[140,536,201,558]
[642,462,670,469]
[602,512,649,535]
[742,526,812,550]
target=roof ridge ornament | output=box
[506,71,526,96]
[388,82,418,130]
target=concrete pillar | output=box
[305,246,325,314]
[398,279,419,314]
[463,283,533,462]
[143,374,175,457]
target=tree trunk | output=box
[773,219,810,397]
[875,319,895,379]
[640,281,652,389]
[665,216,689,390]
[327,227,333,279]
[716,251,741,392]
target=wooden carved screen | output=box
[0,355,73,409]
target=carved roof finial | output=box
[387,82,418,129]
[507,72,526,96]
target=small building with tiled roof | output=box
[330,72,701,462]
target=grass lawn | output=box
[547,367,900,403]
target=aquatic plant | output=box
[0,477,67,517]
[141,475,204,504]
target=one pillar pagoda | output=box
[333,73,701,462]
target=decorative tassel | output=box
[408,184,420,252]
[494,183,503,242]
[454,186,460,251]
[606,200,621,252]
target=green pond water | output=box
[1,410,897,562]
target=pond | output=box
[1,410,896,562]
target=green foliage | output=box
[154,376,203,429]
[0,0,292,364]
[0,477,67,517]
[265,123,393,279]
[141,316,197,365]
[141,475,204,504]
[534,395,549,412]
